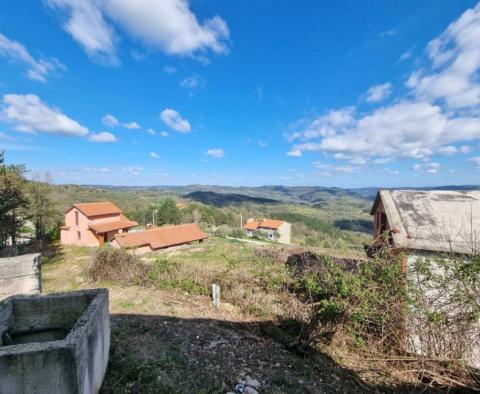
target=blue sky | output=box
[0,0,480,187]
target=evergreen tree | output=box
[0,151,29,249]
[155,198,181,226]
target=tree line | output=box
[0,151,58,252]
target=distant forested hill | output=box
[184,191,278,207]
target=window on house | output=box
[75,211,79,226]
[77,231,81,240]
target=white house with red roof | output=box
[243,218,291,244]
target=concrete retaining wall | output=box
[0,254,41,300]
[0,289,110,394]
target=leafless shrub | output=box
[86,246,150,283]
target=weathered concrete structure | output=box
[0,254,41,300]
[370,189,480,367]
[0,289,110,394]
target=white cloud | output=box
[312,161,355,174]
[45,0,118,64]
[160,131,168,137]
[407,3,480,109]
[1,94,88,136]
[205,148,224,158]
[160,108,191,132]
[470,156,480,167]
[288,101,480,161]
[287,149,302,157]
[426,162,440,173]
[101,113,119,127]
[412,162,440,174]
[163,65,176,74]
[123,121,140,129]
[365,82,392,103]
[286,3,480,167]
[0,33,65,82]
[258,140,268,147]
[88,131,117,142]
[180,74,205,90]
[105,0,229,56]
[318,102,480,159]
[287,107,355,142]
[146,128,156,135]
[399,47,414,62]
[123,165,143,175]
[46,0,229,63]
[149,151,159,158]
[84,166,112,173]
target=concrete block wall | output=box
[0,289,110,394]
[0,254,41,300]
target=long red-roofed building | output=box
[111,223,207,254]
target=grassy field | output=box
[42,238,375,393]
[41,234,448,393]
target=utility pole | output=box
[240,212,243,228]
[152,210,155,227]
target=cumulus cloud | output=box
[45,0,229,63]
[0,33,65,82]
[123,121,140,129]
[317,102,480,159]
[88,131,117,142]
[1,94,88,136]
[287,107,355,142]
[406,3,480,109]
[160,108,191,132]
[44,0,118,64]
[286,3,480,169]
[285,3,480,173]
[365,82,392,103]
[146,128,156,135]
[160,131,169,137]
[149,151,159,158]
[101,113,119,127]
[205,148,224,158]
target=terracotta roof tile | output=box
[71,202,122,217]
[115,223,207,249]
[244,219,285,230]
[244,221,261,230]
[89,220,138,233]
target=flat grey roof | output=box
[376,189,480,254]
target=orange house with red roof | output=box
[60,202,138,247]
[244,218,291,244]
